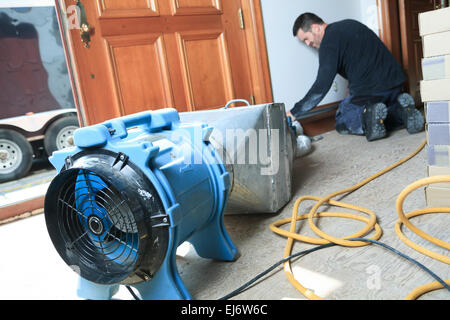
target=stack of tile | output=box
[419,6,450,207]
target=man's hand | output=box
[286,111,296,122]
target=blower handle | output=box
[73,109,180,148]
[104,108,180,138]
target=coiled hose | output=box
[270,140,450,300]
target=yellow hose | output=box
[405,280,450,300]
[270,140,450,300]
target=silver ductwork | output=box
[180,103,298,215]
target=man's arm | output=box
[286,110,295,123]
[289,46,339,119]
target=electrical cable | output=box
[126,285,141,300]
[269,139,450,300]
[218,243,335,300]
[395,176,450,263]
[348,238,449,292]
[218,237,449,300]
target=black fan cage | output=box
[45,151,169,285]
[53,169,141,284]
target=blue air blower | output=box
[44,109,239,300]
[45,104,300,300]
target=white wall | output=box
[260,0,379,111]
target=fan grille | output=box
[46,151,169,285]
[55,169,140,283]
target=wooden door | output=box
[398,0,436,105]
[56,0,272,126]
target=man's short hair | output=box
[292,13,325,36]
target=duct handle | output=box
[223,99,251,109]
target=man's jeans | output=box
[335,86,405,135]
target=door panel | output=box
[176,30,234,110]
[58,0,272,125]
[171,0,222,15]
[97,0,160,18]
[105,34,173,114]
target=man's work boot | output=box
[362,102,388,142]
[396,93,425,134]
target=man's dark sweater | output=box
[291,19,406,118]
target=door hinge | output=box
[238,8,245,29]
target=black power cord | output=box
[218,243,335,300]
[126,285,141,300]
[125,238,449,300]
[219,238,449,300]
